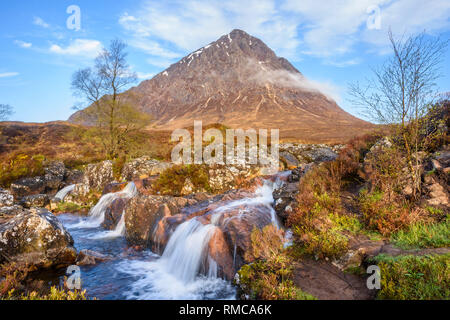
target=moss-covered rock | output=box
[0,208,76,269]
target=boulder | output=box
[20,194,50,208]
[0,208,76,268]
[279,143,340,164]
[0,188,14,207]
[82,160,114,191]
[43,161,66,190]
[10,176,47,198]
[124,194,197,250]
[220,204,274,271]
[121,157,173,180]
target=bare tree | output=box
[0,104,13,121]
[349,30,448,198]
[72,39,151,159]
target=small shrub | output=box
[358,189,426,236]
[152,164,211,196]
[293,225,349,260]
[237,226,316,300]
[0,153,45,187]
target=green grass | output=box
[372,253,450,300]
[53,202,90,215]
[391,218,450,250]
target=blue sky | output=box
[1,0,449,123]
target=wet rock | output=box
[0,205,28,224]
[76,249,111,266]
[273,182,298,222]
[82,160,114,191]
[0,208,76,268]
[0,188,14,207]
[220,204,274,271]
[124,194,197,249]
[206,228,234,280]
[20,194,50,208]
[101,197,130,230]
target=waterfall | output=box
[75,182,137,229]
[88,210,126,239]
[159,219,217,283]
[156,179,281,284]
[54,184,76,201]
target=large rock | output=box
[20,194,50,209]
[279,144,340,164]
[0,208,76,268]
[10,176,47,199]
[122,157,173,180]
[0,188,14,207]
[82,160,114,191]
[124,194,198,250]
[43,161,66,190]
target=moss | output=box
[328,213,363,234]
[52,202,90,215]
[371,253,450,300]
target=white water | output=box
[72,182,137,229]
[116,178,284,299]
[54,184,75,201]
[88,210,127,240]
[160,219,218,282]
[59,174,289,300]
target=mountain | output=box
[70,29,373,143]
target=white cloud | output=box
[14,40,32,48]
[247,58,342,102]
[49,39,102,58]
[119,0,300,60]
[120,0,450,62]
[0,72,19,78]
[33,16,50,28]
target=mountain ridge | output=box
[70,29,373,142]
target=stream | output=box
[54,174,288,300]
